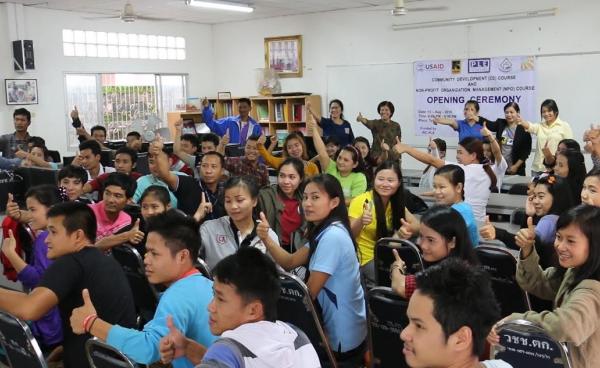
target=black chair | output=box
[374,238,424,287]
[195,256,213,280]
[276,272,337,367]
[475,245,531,316]
[111,244,159,328]
[135,153,150,175]
[100,150,114,168]
[491,319,572,368]
[11,167,58,205]
[46,150,61,163]
[224,144,245,157]
[0,311,47,368]
[85,338,138,368]
[63,156,75,166]
[508,183,529,195]
[367,287,409,368]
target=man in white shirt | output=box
[399,258,512,368]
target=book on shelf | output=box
[292,103,305,122]
[256,104,269,123]
[275,102,285,122]
[276,129,289,146]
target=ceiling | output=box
[6,0,440,24]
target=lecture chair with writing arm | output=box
[491,319,572,368]
[276,272,337,367]
[374,238,424,288]
[85,337,140,368]
[0,310,47,368]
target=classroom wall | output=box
[0,4,214,154]
[212,0,600,170]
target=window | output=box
[64,73,186,148]
[62,29,186,60]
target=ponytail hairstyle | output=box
[25,184,66,208]
[459,137,497,192]
[555,148,586,205]
[140,185,171,208]
[434,165,465,200]
[533,175,575,220]
[329,99,346,120]
[304,174,355,258]
[556,205,600,292]
[372,161,405,240]
[420,205,478,266]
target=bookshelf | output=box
[167,95,322,139]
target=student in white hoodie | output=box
[159,247,320,368]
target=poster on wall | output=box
[414,56,536,137]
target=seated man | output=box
[400,258,512,368]
[217,134,269,188]
[90,172,143,250]
[72,139,115,181]
[0,107,31,159]
[159,247,320,367]
[70,210,216,368]
[83,146,142,201]
[126,131,143,152]
[197,151,226,220]
[0,201,136,368]
[200,133,220,154]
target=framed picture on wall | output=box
[5,79,38,105]
[264,35,303,78]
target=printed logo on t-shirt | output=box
[216,234,227,245]
[344,128,350,134]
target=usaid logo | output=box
[498,58,512,73]
[468,58,490,73]
[416,62,445,72]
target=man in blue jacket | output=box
[69,210,216,368]
[202,97,262,146]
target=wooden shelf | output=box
[168,94,322,139]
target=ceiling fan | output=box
[84,2,168,22]
[368,0,448,16]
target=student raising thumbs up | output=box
[515,216,536,257]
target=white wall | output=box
[0,5,214,154]
[211,0,600,170]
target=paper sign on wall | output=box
[414,56,537,137]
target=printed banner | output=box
[414,56,537,137]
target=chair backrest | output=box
[111,244,159,326]
[46,150,61,163]
[85,338,137,368]
[135,153,150,176]
[367,287,409,368]
[276,272,337,367]
[0,311,47,368]
[195,256,213,280]
[374,238,424,287]
[491,319,572,368]
[475,245,531,315]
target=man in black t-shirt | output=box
[0,201,136,368]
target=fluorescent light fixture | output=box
[392,8,557,30]
[186,0,254,13]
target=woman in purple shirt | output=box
[1,184,65,351]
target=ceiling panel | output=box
[7,0,439,24]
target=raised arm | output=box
[257,134,284,169]
[481,121,503,164]
[392,137,445,168]
[305,101,322,124]
[173,119,196,167]
[432,117,458,130]
[307,116,331,171]
[257,212,309,271]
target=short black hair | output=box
[90,125,107,136]
[140,185,171,207]
[115,146,138,165]
[58,165,87,184]
[200,133,220,147]
[127,131,141,140]
[146,209,200,260]
[181,134,200,149]
[201,151,225,168]
[324,135,340,146]
[25,184,63,208]
[47,201,97,243]
[415,258,500,357]
[27,136,45,147]
[103,172,136,198]
[377,101,395,117]
[238,98,251,106]
[247,134,260,143]
[78,139,102,156]
[13,108,31,123]
[212,247,280,322]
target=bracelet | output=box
[87,316,99,333]
[389,264,406,279]
[82,314,97,333]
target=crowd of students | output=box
[0,96,598,368]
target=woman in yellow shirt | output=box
[519,99,573,176]
[348,160,416,287]
[257,132,319,176]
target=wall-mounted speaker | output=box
[12,40,34,72]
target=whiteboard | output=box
[326,53,600,151]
